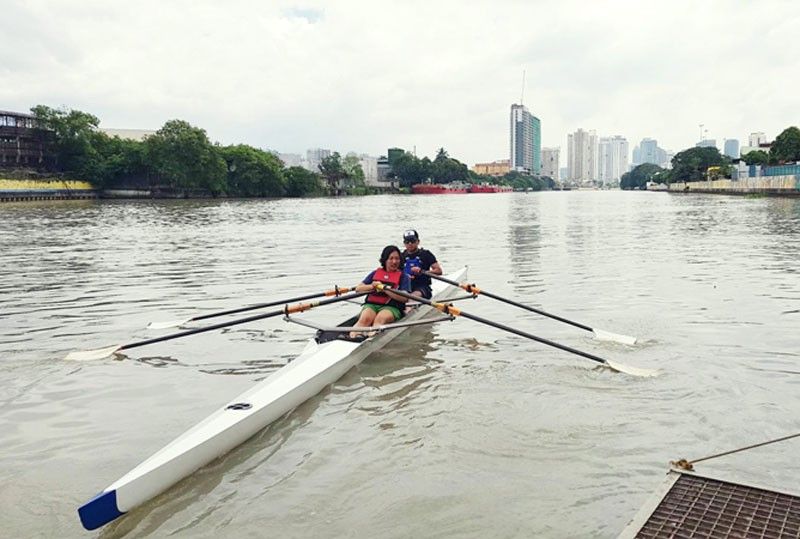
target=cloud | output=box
[3,0,798,164]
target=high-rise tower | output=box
[509,104,541,174]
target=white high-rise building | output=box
[567,128,598,184]
[278,153,304,168]
[749,132,767,147]
[598,136,629,185]
[305,148,332,172]
[357,154,379,186]
[541,147,560,181]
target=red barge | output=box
[411,183,512,194]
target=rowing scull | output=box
[78,267,468,530]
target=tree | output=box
[741,150,770,166]
[31,105,100,175]
[430,147,469,184]
[620,163,664,190]
[318,152,348,194]
[391,152,431,187]
[669,147,728,182]
[220,145,286,196]
[145,120,227,193]
[342,154,366,188]
[285,166,324,197]
[769,126,800,163]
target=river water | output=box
[1,191,798,538]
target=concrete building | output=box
[305,148,331,173]
[633,138,670,168]
[473,159,510,177]
[540,148,560,181]
[696,139,717,149]
[749,132,767,147]
[98,128,156,141]
[277,153,304,168]
[723,139,740,159]
[355,154,379,186]
[598,136,629,185]
[567,128,597,184]
[509,104,541,174]
[0,110,53,169]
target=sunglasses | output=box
[403,239,418,244]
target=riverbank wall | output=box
[667,174,800,197]
[0,178,97,202]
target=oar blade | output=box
[65,344,123,361]
[147,318,190,330]
[605,359,659,378]
[593,328,637,346]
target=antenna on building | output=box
[520,70,526,105]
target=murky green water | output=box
[1,192,798,537]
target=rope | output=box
[672,432,800,471]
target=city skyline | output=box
[3,1,797,166]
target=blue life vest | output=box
[404,256,422,279]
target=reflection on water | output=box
[1,193,799,538]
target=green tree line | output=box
[31,105,326,197]
[391,148,554,191]
[620,125,800,190]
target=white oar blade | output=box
[605,359,659,378]
[147,318,190,330]
[65,345,123,361]
[593,328,637,346]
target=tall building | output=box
[540,148,560,181]
[305,148,331,172]
[749,132,767,147]
[509,104,541,174]
[567,128,597,184]
[723,139,740,159]
[696,139,717,149]
[598,136,629,185]
[277,153,303,168]
[634,138,670,168]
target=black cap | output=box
[403,229,419,242]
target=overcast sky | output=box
[3,0,797,164]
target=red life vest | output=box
[366,267,403,305]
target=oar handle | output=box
[122,291,367,352]
[423,271,593,332]
[376,284,609,366]
[191,286,355,322]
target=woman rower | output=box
[345,245,412,340]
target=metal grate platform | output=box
[619,470,800,538]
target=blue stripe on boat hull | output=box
[78,490,125,530]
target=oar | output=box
[65,291,368,361]
[423,272,637,345]
[377,284,656,377]
[147,286,357,329]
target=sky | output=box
[3,0,798,165]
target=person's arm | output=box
[384,274,410,303]
[427,251,442,275]
[356,271,377,293]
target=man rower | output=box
[401,229,442,299]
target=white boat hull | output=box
[78,267,467,530]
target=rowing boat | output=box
[78,266,468,530]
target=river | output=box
[1,191,798,538]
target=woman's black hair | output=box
[379,245,402,269]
